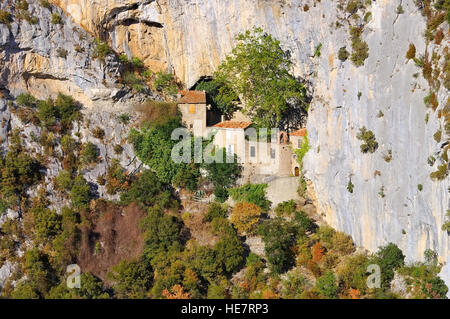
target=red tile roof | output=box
[178,90,206,104]
[214,121,252,129]
[290,128,307,137]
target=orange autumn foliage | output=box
[162,284,191,299]
[311,242,325,263]
[349,288,360,299]
[261,289,280,299]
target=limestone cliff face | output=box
[51,0,449,281]
[0,0,158,108]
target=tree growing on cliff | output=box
[214,27,309,129]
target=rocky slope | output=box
[45,0,449,287]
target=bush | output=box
[331,231,355,255]
[93,39,110,60]
[131,57,144,69]
[40,0,51,9]
[154,72,178,95]
[350,27,369,67]
[214,235,244,274]
[347,179,354,193]
[0,10,12,25]
[51,13,62,25]
[228,184,271,211]
[195,79,239,117]
[60,135,77,154]
[119,54,129,64]
[105,159,129,195]
[275,200,297,217]
[406,43,416,60]
[258,218,297,274]
[231,202,262,235]
[107,259,153,299]
[118,113,131,125]
[140,207,181,262]
[421,277,449,299]
[31,206,62,243]
[36,93,80,131]
[80,142,99,165]
[430,163,449,181]
[57,48,68,59]
[48,273,108,299]
[346,0,363,13]
[113,144,123,154]
[122,71,142,87]
[70,175,91,210]
[356,126,378,153]
[202,148,243,190]
[16,93,36,107]
[424,91,438,110]
[338,47,350,61]
[214,186,229,203]
[120,170,175,209]
[17,0,29,10]
[374,243,405,288]
[203,202,228,222]
[92,126,105,139]
[0,131,41,208]
[55,170,74,192]
[315,271,339,299]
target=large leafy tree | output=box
[258,217,298,274]
[195,79,239,118]
[373,242,405,288]
[215,27,309,129]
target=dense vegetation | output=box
[213,27,309,130]
[0,17,448,300]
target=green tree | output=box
[55,170,74,192]
[80,142,99,165]
[16,93,36,107]
[31,206,62,243]
[47,272,108,299]
[203,202,228,222]
[202,148,242,191]
[258,217,297,274]
[108,259,153,299]
[374,243,405,288]
[120,170,175,209]
[214,235,244,274]
[0,130,41,208]
[129,118,200,186]
[52,206,81,269]
[195,79,238,117]
[140,207,181,263]
[70,175,91,210]
[215,27,308,129]
[21,248,57,297]
[315,271,339,299]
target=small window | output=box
[189,124,193,129]
[270,148,276,159]
[189,105,196,114]
[250,146,256,157]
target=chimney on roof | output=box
[221,115,225,122]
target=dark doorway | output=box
[295,167,300,177]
